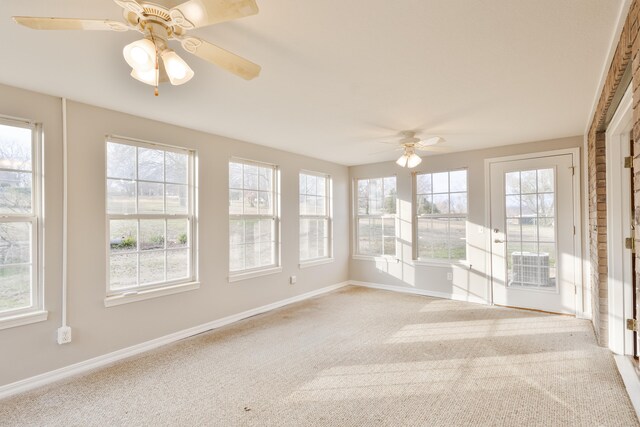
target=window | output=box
[415,169,468,261]
[229,160,279,276]
[106,138,195,294]
[355,176,397,257]
[0,118,42,320]
[299,172,332,263]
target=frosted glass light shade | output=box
[406,153,422,168]
[161,50,194,85]
[130,68,157,86]
[123,39,156,72]
[396,154,408,167]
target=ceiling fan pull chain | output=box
[149,27,160,96]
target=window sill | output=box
[228,266,283,283]
[352,255,400,263]
[104,281,200,307]
[412,259,472,268]
[299,257,334,269]
[0,310,48,331]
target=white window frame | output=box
[228,158,281,281]
[353,176,397,259]
[413,168,468,264]
[299,170,333,267]
[0,116,47,329]
[104,136,198,306]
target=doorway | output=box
[606,83,636,355]
[488,150,579,315]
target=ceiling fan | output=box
[13,0,261,95]
[377,130,446,168]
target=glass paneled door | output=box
[489,153,577,314]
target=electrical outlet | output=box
[290,275,297,284]
[57,326,72,344]
[447,272,453,281]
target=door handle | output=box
[494,239,505,243]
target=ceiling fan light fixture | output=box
[396,154,409,167]
[123,38,156,72]
[406,153,422,168]
[161,50,194,85]
[130,68,157,86]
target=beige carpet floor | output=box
[0,286,638,426]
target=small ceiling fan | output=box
[13,0,261,95]
[376,130,446,168]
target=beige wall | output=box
[349,136,583,305]
[0,83,349,387]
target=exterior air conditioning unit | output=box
[510,251,550,287]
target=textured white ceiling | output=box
[0,0,624,165]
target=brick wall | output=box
[588,1,636,345]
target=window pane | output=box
[0,265,31,312]
[317,176,326,197]
[260,242,274,266]
[140,220,165,251]
[521,170,537,193]
[417,218,433,259]
[258,167,272,192]
[107,179,136,214]
[416,174,431,194]
[243,190,259,215]
[165,151,188,184]
[0,222,31,265]
[358,218,374,255]
[244,164,258,190]
[538,168,554,193]
[166,184,188,214]
[259,219,272,243]
[229,162,243,188]
[140,251,165,284]
[450,170,467,192]
[433,194,449,214]
[316,196,326,216]
[505,172,520,195]
[138,182,164,213]
[229,189,243,214]
[432,172,448,193]
[450,218,466,260]
[383,177,396,214]
[138,147,164,182]
[109,253,137,290]
[0,171,32,214]
[109,220,137,253]
[538,194,554,217]
[245,243,258,269]
[230,220,244,245]
[505,195,521,217]
[107,142,135,179]
[0,124,32,171]
[417,195,433,215]
[521,194,537,216]
[167,219,188,249]
[358,179,368,199]
[167,249,189,281]
[258,191,272,215]
[230,245,245,272]
[450,193,467,214]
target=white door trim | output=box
[484,147,583,316]
[605,83,634,355]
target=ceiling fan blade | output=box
[180,37,261,80]
[170,0,258,30]
[13,16,129,32]
[415,146,449,153]
[420,136,445,146]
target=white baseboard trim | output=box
[349,280,488,305]
[0,281,349,401]
[614,355,640,420]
